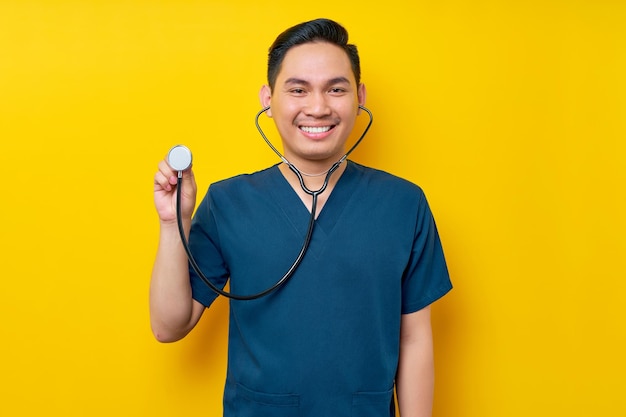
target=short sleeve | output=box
[188,189,229,307]
[401,191,452,314]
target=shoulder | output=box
[349,161,426,201]
[208,165,279,195]
[195,165,281,215]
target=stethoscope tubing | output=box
[176,175,317,300]
[178,104,372,300]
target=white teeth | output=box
[301,126,331,134]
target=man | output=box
[151,18,451,417]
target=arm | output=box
[396,306,434,417]
[149,159,204,343]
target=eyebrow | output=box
[283,76,352,87]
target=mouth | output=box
[299,125,335,134]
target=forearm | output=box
[396,309,435,417]
[149,220,197,342]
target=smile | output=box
[299,125,334,134]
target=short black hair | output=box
[267,18,361,90]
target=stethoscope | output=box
[168,105,373,300]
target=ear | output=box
[259,85,273,117]
[357,83,367,114]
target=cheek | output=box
[270,109,297,136]
[337,98,360,114]
[339,105,359,125]
[273,105,300,126]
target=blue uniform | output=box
[189,161,452,417]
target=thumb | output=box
[179,166,197,195]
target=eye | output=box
[329,87,347,95]
[289,88,306,95]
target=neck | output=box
[298,166,333,177]
[279,159,347,194]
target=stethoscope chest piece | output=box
[168,145,193,172]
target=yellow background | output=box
[1,1,625,416]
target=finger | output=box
[154,170,172,191]
[158,158,177,175]
[157,159,178,186]
[181,164,195,182]
[181,169,198,197]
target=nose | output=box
[304,92,332,117]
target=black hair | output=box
[267,18,361,90]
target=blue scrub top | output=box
[189,161,452,417]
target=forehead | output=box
[276,42,355,85]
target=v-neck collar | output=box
[267,160,361,243]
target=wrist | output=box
[159,218,191,232]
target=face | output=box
[260,42,366,168]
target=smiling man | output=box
[151,18,452,417]
[259,40,366,215]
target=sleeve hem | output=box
[401,282,453,315]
